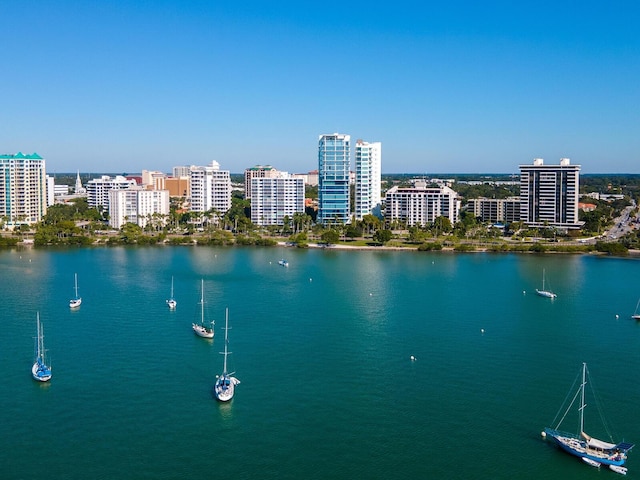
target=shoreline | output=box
[277,241,640,256]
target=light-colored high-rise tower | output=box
[317,133,351,225]
[354,139,381,220]
[250,172,304,226]
[189,161,232,215]
[244,165,279,199]
[0,152,47,227]
[519,158,582,230]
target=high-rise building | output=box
[244,165,279,199]
[250,173,305,226]
[108,188,170,229]
[86,175,138,209]
[354,139,381,220]
[519,158,582,230]
[189,161,232,215]
[0,152,47,226]
[385,180,459,227]
[317,133,351,225]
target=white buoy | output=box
[410,355,416,361]
[541,431,546,438]
[309,278,312,282]
[481,328,485,334]
[369,293,372,296]
[616,314,619,319]
[523,290,526,294]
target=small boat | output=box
[166,276,177,310]
[582,457,601,468]
[542,363,634,468]
[535,269,556,298]
[69,273,82,308]
[631,298,640,320]
[32,313,52,382]
[214,308,240,402]
[278,259,289,267]
[610,464,628,475]
[192,279,214,338]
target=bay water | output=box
[1,246,639,479]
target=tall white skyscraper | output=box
[189,161,232,215]
[0,152,47,226]
[86,175,137,209]
[250,173,304,226]
[354,139,381,220]
[519,158,582,230]
[317,133,351,225]
[108,188,170,229]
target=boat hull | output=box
[536,289,556,298]
[214,376,238,402]
[545,429,627,467]
[69,298,82,308]
[166,299,177,309]
[192,323,214,338]
[32,361,52,382]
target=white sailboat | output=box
[192,279,214,338]
[536,269,557,298]
[631,298,640,320]
[69,273,82,308]
[32,313,52,382]
[214,308,239,402]
[542,363,634,468]
[166,276,177,310]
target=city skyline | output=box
[2,2,638,174]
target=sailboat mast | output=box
[200,279,204,325]
[579,362,586,434]
[223,308,229,374]
[74,273,78,298]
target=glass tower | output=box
[317,133,351,226]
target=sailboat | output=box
[166,276,177,310]
[69,273,82,308]
[631,298,640,320]
[192,279,214,338]
[542,363,634,468]
[535,269,557,298]
[32,313,52,382]
[214,308,239,402]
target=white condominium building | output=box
[244,165,280,199]
[354,139,381,220]
[0,152,47,226]
[108,188,170,229]
[250,173,305,226]
[385,180,460,227]
[189,161,232,215]
[519,158,582,230]
[86,175,137,209]
[141,170,166,190]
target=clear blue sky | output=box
[2,1,638,174]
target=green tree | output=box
[321,229,340,245]
[373,229,393,244]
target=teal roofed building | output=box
[0,152,47,228]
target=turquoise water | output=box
[1,246,640,479]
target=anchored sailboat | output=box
[536,269,556,298]
[542,363,634,469]
[69,273,82,308]
[192,279,214,338]
[631,298,640,320]
[166,276,177,310]
[214,308,239,402]
[32,313,52,382]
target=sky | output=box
[1,1,639,174]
